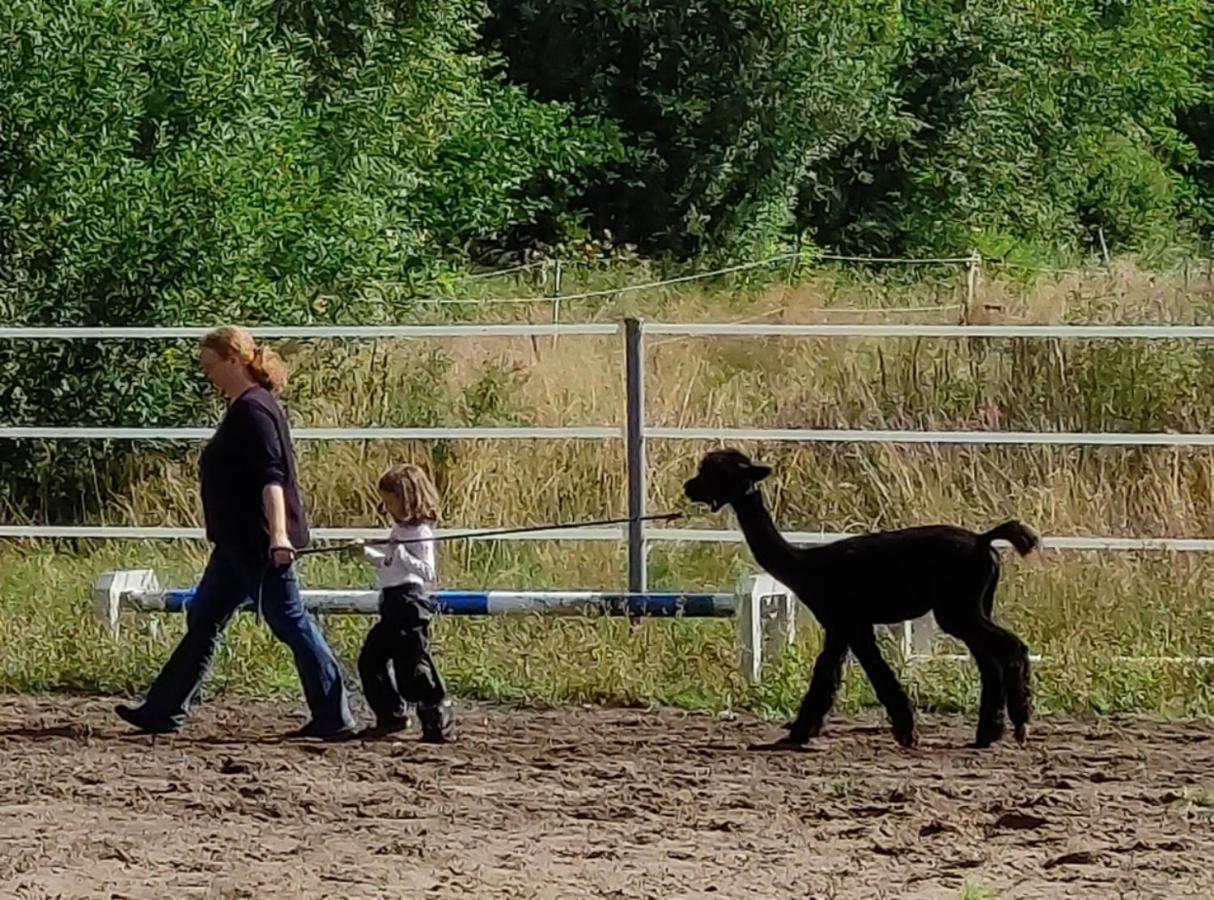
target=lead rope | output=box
[255,559,271,625]
[292,511,684,558]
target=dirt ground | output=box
[0,697,1210,899]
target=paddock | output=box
[0,695,1210,898]
[7,318,1214,897]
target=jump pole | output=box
[93,570,798,684]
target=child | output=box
[352,463,454,742]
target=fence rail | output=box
[7,317,1214,592]
[645,323,1214,338]
[0,324,619,339]
[645,427,1214,447]
[9,524,1214,554]
[0,425,619,441]
[0,525,625,542]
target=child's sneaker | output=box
[360,710,411,740]
[417,699,454,743]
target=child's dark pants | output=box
[358,584,446,721]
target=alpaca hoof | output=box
[974,719,1005,748]
[1013,722,1028,745]
[892,723,918,749]
[779,725,811,747]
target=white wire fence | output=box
[366,248,1214,313]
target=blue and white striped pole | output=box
[153,587,737,618]
[92,570,796,683]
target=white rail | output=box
[0,525,624,542]
[0,324,620,340]
[0,425,619,441]
[12,425,1211,447]
[16,322,1214,342]
[647,528,1214,553]
[643,323,1214,339]
[7,523,1214,553]
[645,427,1214,447]
[913,652,1214,666]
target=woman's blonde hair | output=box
[378,463,440,525]
[201,325,288,392]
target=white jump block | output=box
[904,614,937,658]
[736,573,798,684]
[93,568,161,638]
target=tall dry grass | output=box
[4,258,1214,716]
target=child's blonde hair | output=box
[378,463,440,525]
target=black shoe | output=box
[286,720,358,743]
[115,703,178,735]
[417,700,454,744]
[360,712,412,740]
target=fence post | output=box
[550,258,563,350]
[965,250,981,321]
[624,317,647,593]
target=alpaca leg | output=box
[938,617,1006,747]
[996,627,1032,744]
[783,631,848,745]
[936,569,1010,747]
[962,636,1006,747]
[969,616,1031,744]
[848,628,916,748]
[975,568,1032,742]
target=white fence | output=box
[4,316,1214,665]
[5,320,1214,558]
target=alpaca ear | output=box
[746,463,772,481]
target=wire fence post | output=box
[624,317,647,594]
[965,250,982,321]
[550,258,563,350]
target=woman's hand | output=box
[346,539,367,559]
[269,541,296,567]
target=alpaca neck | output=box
[729,489,802,585]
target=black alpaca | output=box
[684,448,1038,748]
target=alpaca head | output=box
[683,448,772,511]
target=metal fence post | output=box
[624,317,647,593]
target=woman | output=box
[116,326,355,740]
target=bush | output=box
[484,0,1214,261]
[0,0,617,520]
[815,0,1212,260]
[482,0,909,259]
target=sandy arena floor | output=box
[0,696,1210,898]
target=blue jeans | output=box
[141,546,353,732]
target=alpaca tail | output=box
[980,520,1040,557]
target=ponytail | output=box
[249,344,288,392]
[201,326,289,393]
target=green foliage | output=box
[3,0,1214,519]
[484,0,1214,260]
[0,0,616,520]
[818,0,1212,260]
[1177,3,1214,240]
[482,0,910,259]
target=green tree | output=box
[1176,2,1214,242]
[482,0,909,258]
[811,0,1210,259]
[0,0,613,520]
